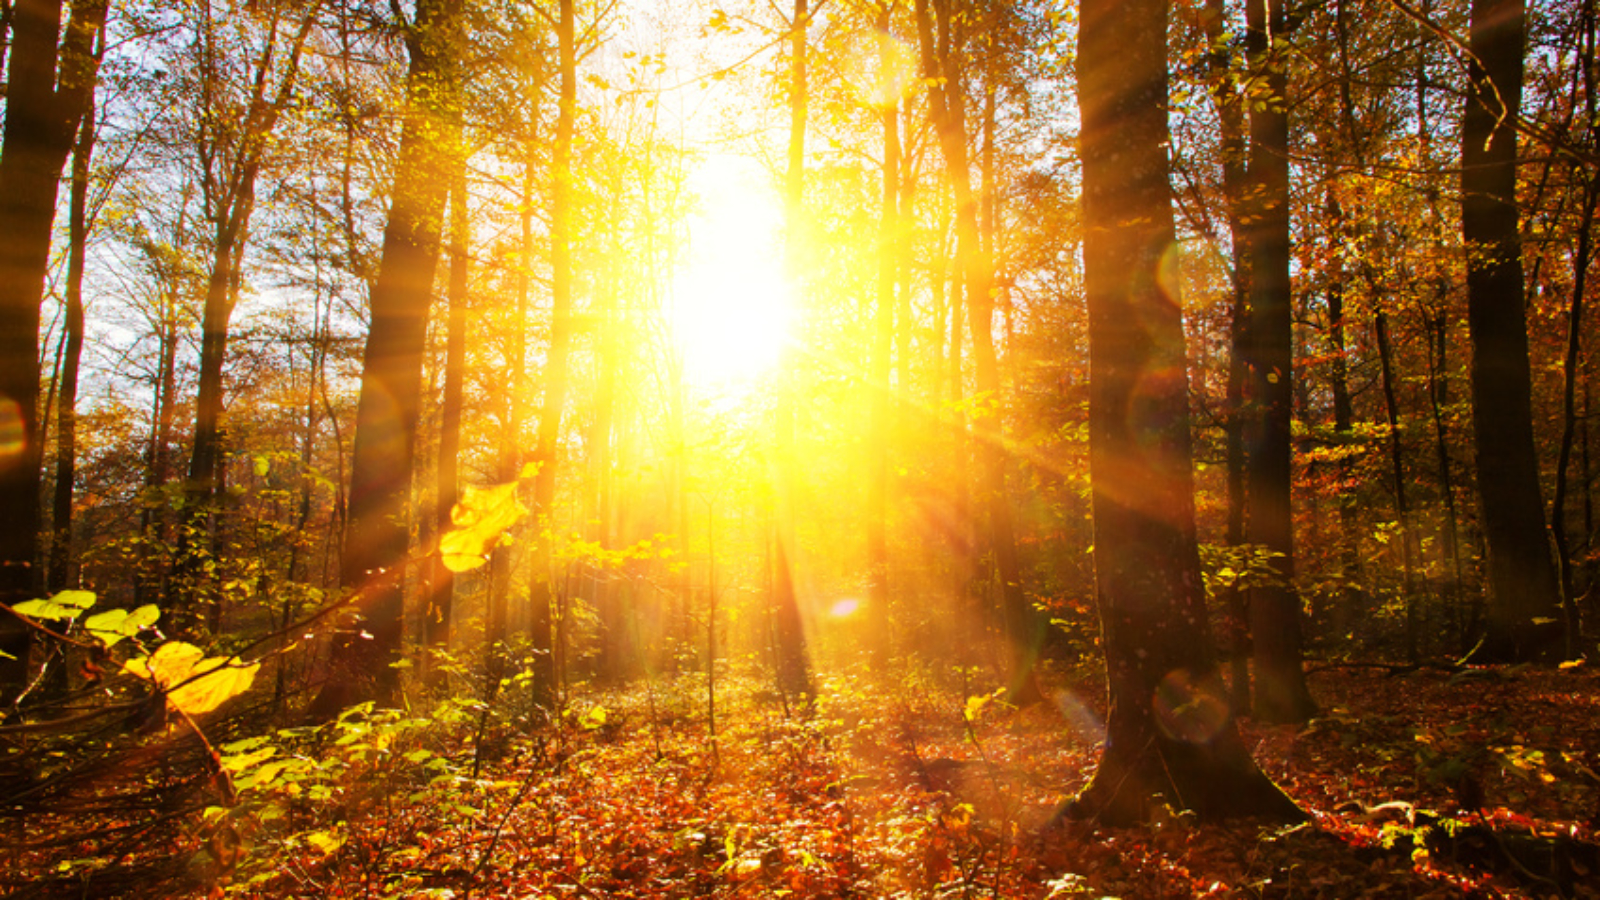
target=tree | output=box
[176,0,319,633]
[1461,0,1565,662]
[312,0,462,712]
[0,0,109,703]
[913,0,1036,701]
[1069,0,1302,824]
[48,43,101,596]
[423,147,472,680]
[527,0,578,706]
[773,0,813,701]
[1243,0,1314,723]
[867,1,899,665]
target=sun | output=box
[670,155,793,393]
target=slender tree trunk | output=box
[1244,0,1313,724]
[1412,6,1467,651]
[136,282,184,607]
[867,10,898,665]
[1374,307,1420,658]
[1202,0,1253,712]
[590,175,619,679]
[1326,201,1367,646]
[424,147,470,680]
[1552,181,1599,656]
[772,0,812,701]
[0,0,108,702]
[528,0,577,707]
[1549,0,1599,657]
[1461,0,1564,661]
[311,0,461,713]
[487,162,532,664]
[915,0,1034,699]
[1070,0,1302,825]
[178,7,316,633]
[49,80,97,595]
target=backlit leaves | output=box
[124,642,260,715]
[12,590,97,622]
[439,481,529,572]
[83,605,160,648]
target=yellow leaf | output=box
[440,481,528,572]
[83,604,159,648]
[124,642,260,715]
[13,590,97,622]
[305,830,345,855]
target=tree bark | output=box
[0,0,108,703]
[311,0,460,713]
[772,0,812,701]
[48,73,98,596]
[1069,0,1302,825]
[177,4,317,632]
[914,0,1035,700]
[424,146,470,680]
[1461,0,1564,662]
[867,6,898,665]
[528,0,578,707]
[1244,0,1314,724]
[1201,0,1253,713]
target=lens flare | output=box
[1157,241,1182,304]
[1151,668,1230,744]
[842,31,918,109]
[828,598,861,619]
[1052,690,1106,744]
[0,397,23,458]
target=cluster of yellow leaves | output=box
[10,589,258,717]
[439,467,536,573]
[124,642,260,716]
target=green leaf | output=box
[83,604,160,648]
[13,590,97,622]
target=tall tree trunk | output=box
[1244,0,1314,724]
[487,162,533,668]
[772,0,812,701]
[1326,198,1366,646]
[1413,1,1466,651]
[311,0,460,713]
[528,0,577,707]
[867,8,898,665]
[590,171,620,679]
[178,7,316,632]
[1549,0,1599,658]
[1202,0,1253,712]
[137,279,184,607]
[49,76,97,595]
[1461,0,1564,661]
[424,148,470,681]
[914,0,1034,699]
[1070,0,1302,825]
[1374,307,1420,658]
[0,0,108,703]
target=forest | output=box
[3,0,1600,896]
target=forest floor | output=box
[7,661,1600,898]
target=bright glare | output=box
[671,155,792,393]
[828,598,860,619]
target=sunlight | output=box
[670,154,793,393]
[828,598,861,619]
